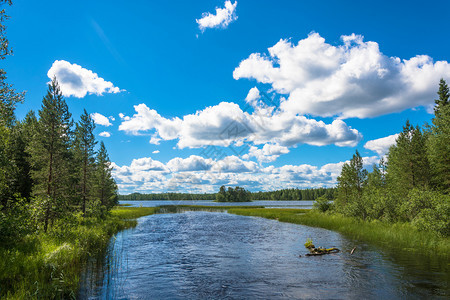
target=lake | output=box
[80,210,449,299]
[119,200,316,209]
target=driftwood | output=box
[350,246,357,255]
[303,239,340,257]
[305,247,340,256]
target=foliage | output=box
[118,187,337,201]
[333,80,450,236]
[313,195,333,212]
[335,150,368,217]
[216,185,251,202]
[0,206,158,299]
[73,109,97,215]
[427,78,450,193]
[304,238,314,248]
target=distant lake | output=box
[80,210,448,299]
[120,200,315,209]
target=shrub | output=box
[313,195,333,212]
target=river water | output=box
[80,210,449,299]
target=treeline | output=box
[330,80,450,236]
[250,187,336,200]
[119,192,216,200]
[119,187,336,201]
[0,75,118,244]
[216,186,251,202]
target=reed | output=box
[0,206,158,299]
[228,208,450,258]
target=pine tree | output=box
[93,141,118,210]
[428,79,450,193]
[28,78,73,232]
[0,0,24,208]
[74,109,97,215]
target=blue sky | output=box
[5,0,450,194]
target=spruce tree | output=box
[28,78,73,232]
[74,109,97,215]
[387,121,430,196]
[428,79,450,193]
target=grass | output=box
[228,208,450,259]
[0,206,158,299]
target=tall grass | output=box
[228,208,450,259]
[0,206,158,299]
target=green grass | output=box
[228,208,450,259]
[111,206,160,219]
[0,206,158,300]
[157,205,265,213]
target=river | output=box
[80,209,449,299]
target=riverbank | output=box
[227,208,450,259]
[0,206,159,299]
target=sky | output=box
[4,0,450,194]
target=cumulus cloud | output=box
[99,131,111,137]
[196,1,237,31]
[91,112,112,126]
[47,60,123,98]
[112,154,379,194]
[167,155,214,172]
[233,32,450,119]
[244,143,290,163]
[364,134,399,155]
[245,87,260,105]
[119,102,362,149]
[152,150,160,154]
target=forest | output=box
[0,2,122,297]
[216,185,252,202]
[322,80,449,237]
[118,187,336,201]
[0,75,118,245]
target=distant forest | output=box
[118,187,336,201]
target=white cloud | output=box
[167,155,214,172]
[91,112,112,126]
[119,102,362,149]
[47,60,123,98]
[233,32,450,118]
[364,134,399,155]
[244,143,290,163]
[109,116,115,121]
[112,154,380,194]
[245,87,260,105]
[152,150,160,154]
[129,157,167,172]
[99,131,111,137]
[196,1,237,31]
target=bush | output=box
[407,190,450,236]
[313,195,333,212]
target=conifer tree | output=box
[74,109,97,215]
[428,79,450,193]
[387,121,430,196]
[335,150,368,216]
[28,78,73,232]
[0,0,24,208]
[93,141,117,210]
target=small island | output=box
[216,185,251,202]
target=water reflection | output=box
[80,211,449,299]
